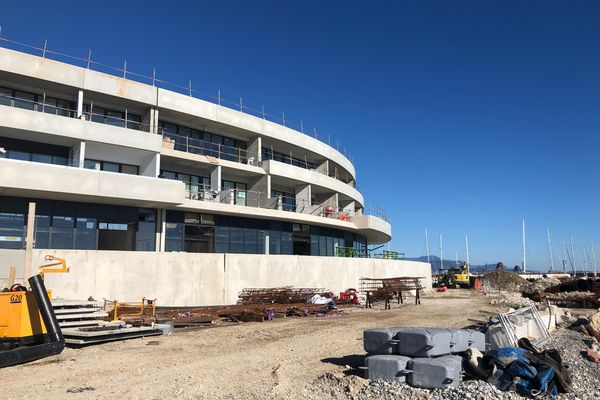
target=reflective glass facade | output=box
[0,197,155,251]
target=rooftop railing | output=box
[0,36,354,164]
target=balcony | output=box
[262,160,364,206]
[0,158,185,207]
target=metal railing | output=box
[182,186,354,221]
[335,246,368,258]
[0,36,354,164]
[0,92,157,133]
[161,131,252,165]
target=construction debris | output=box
[53,299,162,345]
[238,287,326,305]
[156,303,338,327]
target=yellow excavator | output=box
[0,256,69,368]
[439,262,472,288]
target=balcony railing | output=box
[181,185,354,222]
[0,92,154,133]
[161,131,252,165]
[0,36,355,164]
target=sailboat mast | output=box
[547,228,554,272]
[583,246,589,276]
[425,229,430,266]
[562,242,569,273]
[465,235,470,271]
[440,234,444,271]
[522,219,527,273]
[592,240,597,277]
[570,235,577,274]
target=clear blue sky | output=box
[2,1,600,270]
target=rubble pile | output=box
[484,271,531,292]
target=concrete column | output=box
[321,193,339,212]
[143,108,159,134]
[316,159,329,175]
[77,90,84,119]
[210,165,222,192]
[140,153,160,177]
[341,200,356,216]
[248,174,270,207]
[295,184,311,213]
[23,202,36,281]
[71,141,86,168]
[157,208,166,252]
[246,136,261,165]
[264,234,270,254]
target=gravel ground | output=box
[349,328,600,400]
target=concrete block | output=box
[408,355,462,389]
[397,328,452,357]
[364,355,411,383]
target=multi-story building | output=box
[0,44,430,305]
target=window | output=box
[0,213,24,249]
[161,170,210,200]
[34,215,51,249]
[75,218,97,250]
[222,180,247,206]
[50,216,75,249]
[85,159,139,175]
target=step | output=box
[55,311,108,321]
[52,299,101,307]
[54,307,103,315]
[58,320,106,328]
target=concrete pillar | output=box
[316,159,329,175]
[341,200,356,216]
[246,136,261,165]
[140,153,160,177]
[264,234,270,254]
[77,90,84,119]
[321,193,339,213]
[210,165,222,192]
[23,202,35,281]
[71,141,86,168]
[248,174,270,207]
[157,208,166,252]
[295,184,311,213]
[143,108,159,134]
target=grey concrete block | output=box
[397,328,452,357]
[364,355,412,383]
[408,355,462,389]
[449,329,470,353]
[364,328,396,354]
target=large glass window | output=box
[0,213,24,249]
[136,210,156,251]
[75,218,97,250]
[84,159,139,175]
[50,216,75,249]
[34,215,51,249]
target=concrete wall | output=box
[0,249,431,306]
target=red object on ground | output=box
[436,286,448,292]
[339,290,359,304]
[587,348,600,363]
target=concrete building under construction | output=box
[0,42,430,305]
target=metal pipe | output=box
[0,275,65,368]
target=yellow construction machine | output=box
[0,256,69,367]
[439,262,472,288]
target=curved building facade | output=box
[0,46,430,305]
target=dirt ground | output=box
[1,290,503,400]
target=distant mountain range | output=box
[405,256,518,274]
